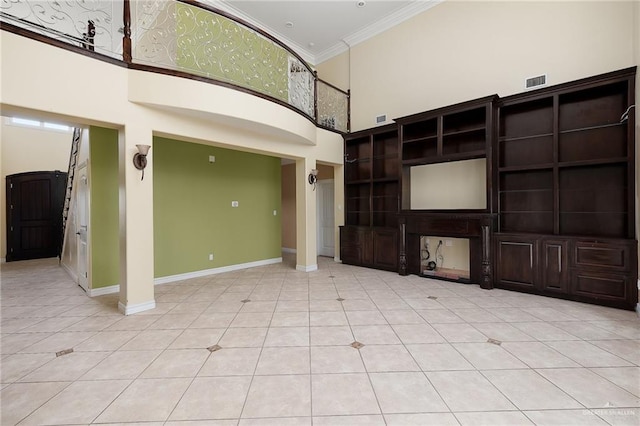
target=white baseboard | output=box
[60,262,78,284]
[334,256,341,263]
[1,257,5,263]
[84,258,284,299]
[296,264,318,272]
[154,257,283,285]
[89,284,120,297]
[282,247,297,254]
[118,299,156,315]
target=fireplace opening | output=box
[420,236,471,283]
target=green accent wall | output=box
[153,137,282,278]
[175,2,289,103]
[89,126,119,289]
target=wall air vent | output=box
[375,114,387,124]
[525,74,547,89]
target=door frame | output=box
[76,163,90,292]
[316,179,335,258]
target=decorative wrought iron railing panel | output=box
[0,0,123,58]
[1,0,349,132]
[317,79,349,132]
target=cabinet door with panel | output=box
[540,239,568,294]
[495,235,539,291]
[340,226,362,265]
[373,228,398,271]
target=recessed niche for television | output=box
[409,158,487,210]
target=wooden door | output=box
[6,171,67,261]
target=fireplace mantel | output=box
[398,211,497,289]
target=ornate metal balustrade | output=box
[0,0,350,133]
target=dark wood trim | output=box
[314,70,319,125]
[347,89,351,133]
[317,77,349,96]
[398,211,497,288]
[498,67,637,105]
[626,76,636,238]
[1,13,348,135]
[123,0,132,63]
[394,94,499,124]
[0,21,127,68]
[127,62,322,125]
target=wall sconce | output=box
[308,168,318,190]
[133,144,151,180]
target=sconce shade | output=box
[133,144,151,179]
[136,144,151,156]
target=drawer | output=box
[571,270,629,302]
[572,241,631,272]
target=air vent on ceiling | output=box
[375,114,387,124]
[525,74,547,89]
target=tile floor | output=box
[1,255,639,425]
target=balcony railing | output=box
[1,0,350,133]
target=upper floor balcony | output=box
[0,0,350,133]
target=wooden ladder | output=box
[59,127,82,260]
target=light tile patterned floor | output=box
[1,256,639,425]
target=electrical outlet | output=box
[209,253,214,261]
[273,210,277,216]
[208,155,216,163]
[445,240,453,247]
[231,201,239,207]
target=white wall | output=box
[1,30,344,306]
[0,118,72,259]
[410,158,486,210]
[336,1,636,131]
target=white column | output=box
[295,157,318,272]
[118,125,155,315]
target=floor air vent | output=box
[525,74,547,89]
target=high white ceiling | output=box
[208,0,442,65]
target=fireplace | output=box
[398,212,496,289]
[419,236,471,283]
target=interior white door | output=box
[76,167,89,292]
[317,180,335,257]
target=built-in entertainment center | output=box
[340,67,638,310]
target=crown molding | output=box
[205,0,443,66]
[203,0,316,64]
[315,0,444,64]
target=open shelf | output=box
[558,124,626,163]
[443,106,486,134]
[443,129,486,156]
[343,123,399,234]
[558,81,629,131]
[402,137,437,161]
[500,134,553,168]
[345,159,371,182]
[402,118,437,142]
[500,97,553,139]
[345,136,371,163]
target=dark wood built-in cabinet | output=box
[495,67,637,309]
[341,124,399,271]
[341,67,638,310]
[397,96,497,211]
